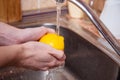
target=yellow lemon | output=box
[39,33,64,50]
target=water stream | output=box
[46,2,63,80]
[56,2,62,35]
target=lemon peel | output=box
[39,33,64,50]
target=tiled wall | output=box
[21,0,57,11]
[21,0,105,16]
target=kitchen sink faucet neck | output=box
[69,0,120,56]
[55,0,65,3]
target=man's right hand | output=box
[15,41,65,70]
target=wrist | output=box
[0,44,23,67]
[10,44,24,66]
[0,23,24,45]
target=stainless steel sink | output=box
[0,24,119,80]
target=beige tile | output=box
[40,0,56,9]
[21,0,38,11]
[21,0,66,11]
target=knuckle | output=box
[61,54,66,60]
[59,53,66,60]
[40,26,45,29]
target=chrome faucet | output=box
[55,0,120,56]
[55,0,65,3]
[56,0,120,56]
[71,0,120,56]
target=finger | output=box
[46,28,55,33]
[37,27,55,39]
[60,54,66,61]
[55,60,65,67]
[33,62,50,71]
[40,67,49,71]
[47,59,57,67]
[49,49,65,60]
[40,26,55,33]
[48,60,65,69]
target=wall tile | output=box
[21,0,56,11]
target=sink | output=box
[0,24,119,80]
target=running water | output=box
[56,2,62,35]
[46,2,63,80]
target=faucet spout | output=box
[69,0,120,56]
[55,0,65,3]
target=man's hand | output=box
[15,41,65,70]
[19,26,55,43]
[0,22,55,46]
